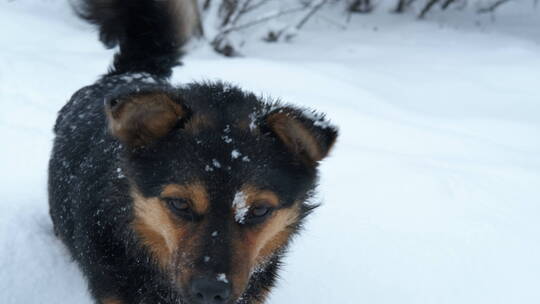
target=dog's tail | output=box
[74,0,196,78]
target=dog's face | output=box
[105,84,337,304]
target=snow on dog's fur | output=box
[48,1,337,303]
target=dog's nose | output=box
[190,276,232,304]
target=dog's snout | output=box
[190,276,232,304]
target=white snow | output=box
[231,149,241,159]
[301,109,332,129]
[222,135,233,143]
[120,73,156,84]
[217,273,229,284]
[1,1,540,304]
[232,191,249,224]
[116,167,124,179]
[212,159,222,168]
[248,112,258,131]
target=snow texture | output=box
[231,149,241,159]
[1,1,540,304]
[222,135,233,143]
[217,273,229,284]
[301,109,331,129]
[212,159,222,169]
[232,191,249,224]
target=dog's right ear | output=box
[264,107,338,166]
[105,92,187,147]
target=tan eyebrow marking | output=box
[240,185,280,208]
[161,182,209,214]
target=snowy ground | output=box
[1,1,540,303]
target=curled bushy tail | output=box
[74,0,193,78]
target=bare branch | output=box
[203,0,212,10]
[232,0,255,24]
[244,0,271,13]
[477,0,511,13]
[418,0,442,18]
[221,6,307,34]
[349,0,374,13]
[441,0,457,10]
[296,0,329,30]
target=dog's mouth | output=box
[172,268,267,304]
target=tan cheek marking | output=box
[161,183,209,214]
[250,207,299,264]
[101,298,123,304]
[228,247,252,300]
[131,190,184,268]
[253,295,271,304]
[228,186,296,298]
[229,207,299,297]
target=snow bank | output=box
[1,1,539,303]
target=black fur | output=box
[49,1,337,303]
[74,0,183,77]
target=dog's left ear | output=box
[105,92,187,147]
[265,107,338,165]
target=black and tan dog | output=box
[48,1,337,303]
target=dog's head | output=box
[105,83,337,304]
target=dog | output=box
[48,1,338,303]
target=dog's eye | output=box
[244,204,274,224]
[165,198,191,215]
[252,206,271,217]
